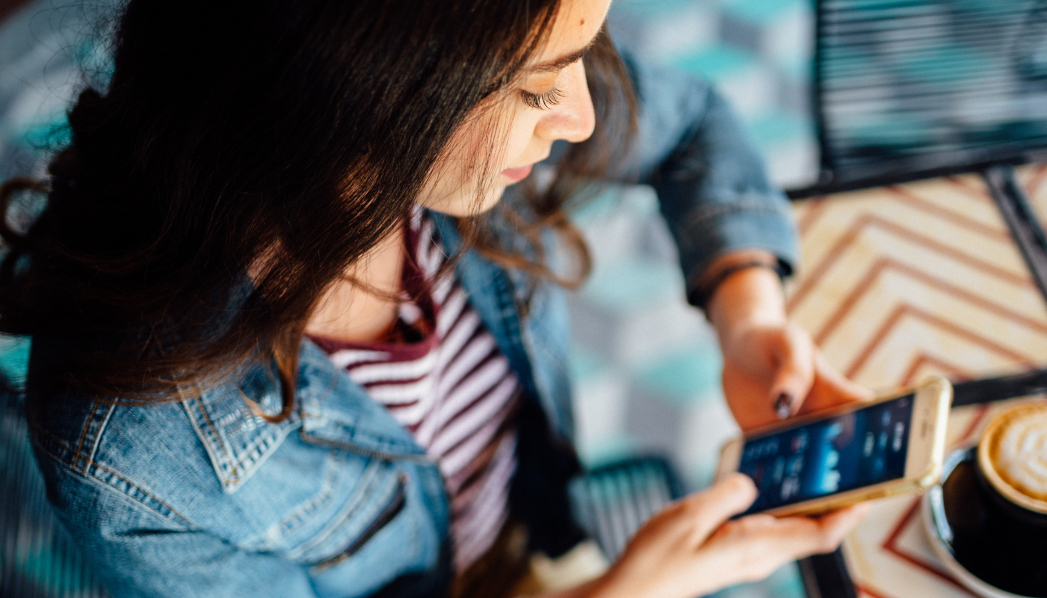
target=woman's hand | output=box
[704,251,872,432]
[584,474,868,598]
[721,321,872,431]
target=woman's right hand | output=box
[589,473,868,598]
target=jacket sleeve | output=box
[615,50,801,304]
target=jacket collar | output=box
[294,340,427,459]
[193,339,427,462]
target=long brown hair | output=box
[0,0,636,419]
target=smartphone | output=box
[715,376,952,517]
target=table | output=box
[789,165,1047,598]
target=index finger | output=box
[769,502,869,557]
[798,351,874,416]
[697,504,867,584]
[769,324,816,418]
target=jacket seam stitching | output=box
[279,451,339,531]
[232,409,301,473]
[72,401,98,474]
[297,428,429,462]
[227,424,300,489]
[30,424,195,526]
[309,472,407,574]
[684,201,789,227]
[196,396,239,484]
[85,403,115,467]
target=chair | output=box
[569,455,683,561]
[807,0,1047,190]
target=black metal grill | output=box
[568,456,682,560]
[815,0,1047,185]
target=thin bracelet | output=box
[688,260,786,311]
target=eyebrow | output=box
[526,35,599,73]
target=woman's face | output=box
[418,0,612,216]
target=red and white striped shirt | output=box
[309,209,520,573]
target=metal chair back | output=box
[813,0,1047,191]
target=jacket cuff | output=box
[676,196,800,308]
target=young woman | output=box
[0,0,869,596]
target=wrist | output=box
[583,565,667,598]
[689,254,785,312]
[700,254,788,346]
[534,568,629,598]
[590,562,715,598]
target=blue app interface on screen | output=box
[738,395,914,514]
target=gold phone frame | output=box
[716,376,953,517]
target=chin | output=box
[423,184,505,217]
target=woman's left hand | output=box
[703,250,873,432]
[720,320,872,432]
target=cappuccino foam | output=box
[980,403,1047,513]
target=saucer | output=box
[921,447,1038,598]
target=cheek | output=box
[415,133,497,215]
[418,124,485,203]
[440,120,489,181]
[419,107,526,214]
[449,102,534,177]
[502,112,539,165]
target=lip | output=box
[500,163,533,183]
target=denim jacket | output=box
[27,54,799,598]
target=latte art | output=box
[979,403,1047,514]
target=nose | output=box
[536,61,596,144]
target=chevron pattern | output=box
[789,170,1047,389]
[789,166,1047,598]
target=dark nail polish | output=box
[775,393,793,419]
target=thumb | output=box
[683,474,759,543]
[770,325,815,418]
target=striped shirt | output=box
[309,209,520,573]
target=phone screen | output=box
[737,394,914,514]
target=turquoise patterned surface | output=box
[609,0,819,188]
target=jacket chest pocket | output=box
[309,471,407,573]
[295,461,449,598]
[285,460,410,568]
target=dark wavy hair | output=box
[0,0,635,420]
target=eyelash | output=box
[520,86,565,110]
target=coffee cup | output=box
[927,403,1047,598]
[977,403,1047,519]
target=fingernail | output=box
[775,393,794,419]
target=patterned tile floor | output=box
[608,0,819,188]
